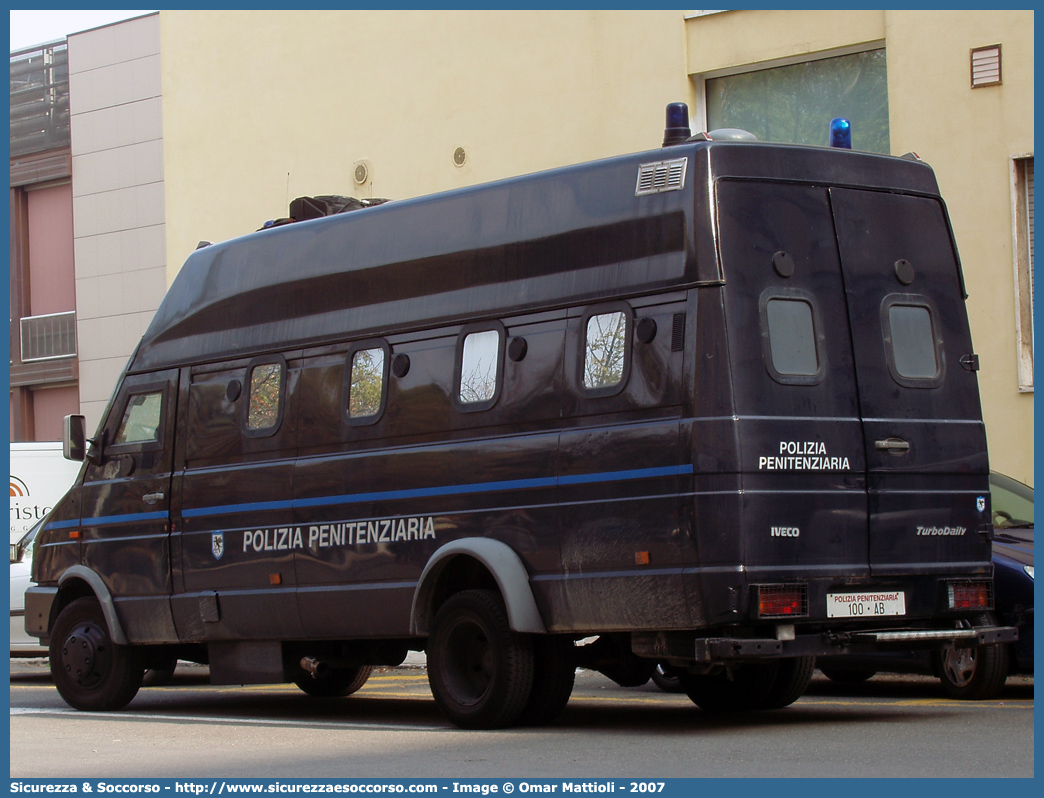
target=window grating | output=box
[756,583,808,618]
[971,45,1002,88]
[20,311,76,362]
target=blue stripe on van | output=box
[45,511,168,531]
[176,463,694,521]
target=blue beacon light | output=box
[829,117,852,149]
[662,103,692,147]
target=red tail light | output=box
[947,580,992,610]
[758,584,808,618]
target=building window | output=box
[1012,155,1034,391]
[704,48,890,154]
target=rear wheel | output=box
[680,662,778,712]
[427,590,534,729]
[49,597,144,711]
[294,665,374,698]
[517,635,575,726]
[933,613,1009,700]
[759,656,815,709]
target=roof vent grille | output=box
[636,157,688,196]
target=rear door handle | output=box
[874,438,910,453]
[142,492,165,505]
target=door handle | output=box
[142,492,165,505]
[874,438,910,453]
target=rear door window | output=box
[759,291,824,384]
[886,303,940,380]
[881,297,943,387]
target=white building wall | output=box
[68,13,167,431]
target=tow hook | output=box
[300,657,328,679]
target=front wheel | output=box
[427,590,534,729]
[49,597,144,711]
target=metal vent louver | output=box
[971,45,1002,87]
[635,157,688,196]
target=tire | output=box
[294,665,374,698]
[934,614,1009,700]
[49,596,144,711]
[517,636,575,726]
[818,664,877,684]
[680,662,778,713]
[759,656,815,709]
[427,590,534,729]
[650,663,685,693]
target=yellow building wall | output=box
[160,10,1033,485]
[885,10,1034,487]
[159,10,691,274]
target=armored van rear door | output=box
[829,188,991,576]
[716,180,869,581]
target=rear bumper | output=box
[634,624,1019,664]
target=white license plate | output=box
[827,591,906,618]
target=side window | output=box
[113,391,163,445]
[583,309,629,393]
[456,325,504,411]
[245,359,285,435]
[760,291,824,385]
[885,300,942,385]
[347,345,387,422]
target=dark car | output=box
[817,472,1033,699]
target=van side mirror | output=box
[63,415,87,461]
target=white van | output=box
[10,442,82,654]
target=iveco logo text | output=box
[759,441,851,471]
[916,525,967,536]
[771,526,800,537]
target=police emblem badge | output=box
[976,495,986,513]
[212,531,225,560]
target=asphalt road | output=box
[9,659,1034,779]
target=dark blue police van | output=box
[26,105,1015,728]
